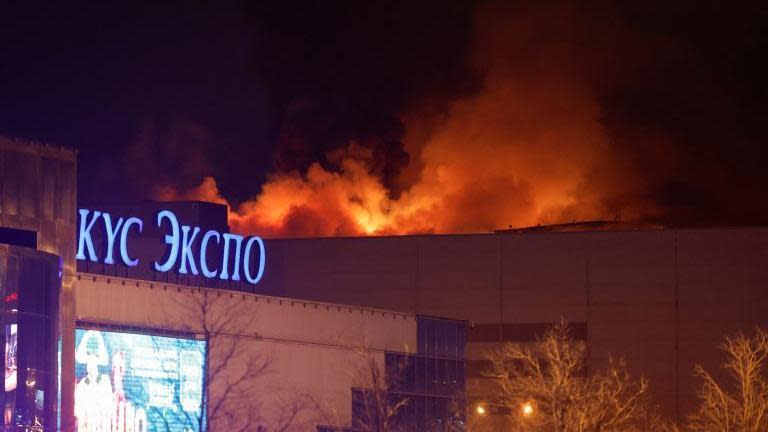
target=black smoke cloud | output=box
[248,0,768,228]
[243,0,478,196]
[0,1,767,228]
[600,1,768,226]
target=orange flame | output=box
[155,2,660,238]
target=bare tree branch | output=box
[688,327,768,432]
[484,319,655,432]
[171,289,312,431]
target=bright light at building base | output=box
[521,401,534,417]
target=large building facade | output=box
[1,138,467,431]
[3,136,768,430]
[257,224,768,424]
[80,202,768,427]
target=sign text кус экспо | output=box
[76,208,265,285]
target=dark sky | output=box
[1,1,767,228]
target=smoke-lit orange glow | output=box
[154,2,660,238]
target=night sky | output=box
[1,1,767,231]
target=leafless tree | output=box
[484,319,652,432]
[314,345,409,432]
[353,348,409,432]
[173,288,310,432]
[687,327,768,432]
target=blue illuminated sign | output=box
[76,208,266,285]
[74,328,206,432]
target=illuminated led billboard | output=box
[74,328,206,432]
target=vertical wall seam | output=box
[414,237,420,314]
[674,231,680,421]
[585,252,591,376]
[498,235,504,343]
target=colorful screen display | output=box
[5,324,17,426]
[74,328,206,432]
[5,324,17,393]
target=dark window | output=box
[436,322,446,358]
[0,227,36,248]
[446,324,457,360]
[417,317,466,361]
[415,356,426,394]
[355,318,467,431]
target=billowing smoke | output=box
[154,1,768,236]
[156,2,671,237]
[4,1,766,230]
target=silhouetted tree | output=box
[175,289,310,431]
[484,320,652,432]
[688,327,768,432]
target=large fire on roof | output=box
[155,3,667,238]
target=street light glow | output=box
[521,402,534,417]
[476,405,486,415]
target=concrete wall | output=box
[258,228,768,420]
[75,274,417,430]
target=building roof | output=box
[495,220,664,234]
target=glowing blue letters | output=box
[179,225,201,275]
[200,230,221,278]
[120,217,143,267]
[76,208,266,285]
[76,209,101,262]
[243,236,266,284]
[77,209,138,267]
[154,210,180,272]
[102,213,124,265]
[220,233,244,281]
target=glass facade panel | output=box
[446,325,457,360]
[0,246,60,431]
[371,317,467,431]
[333,317,467,431]
[436,323,447,358]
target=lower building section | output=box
[381,317,467,430]
[74,274,466,431]
[322,317,467,431]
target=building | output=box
[75,273,466,431]
[256,225,768,425]
[81,201,768,427]
[1,137,467,431]
[3,135,768,429]
[0,136,77,430]
[0,242,61,429]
